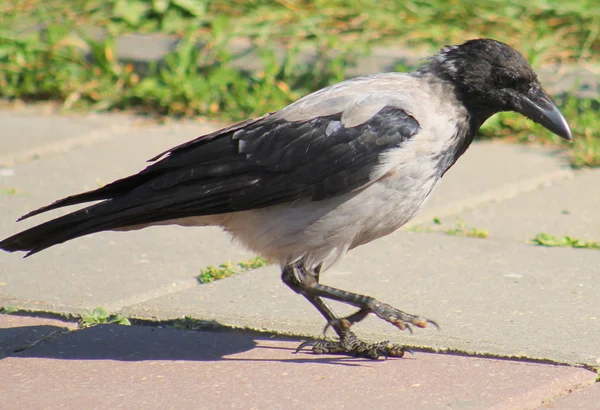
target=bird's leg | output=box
[313,263,370,333]
[303,279,437,332]
[282,261,437,333]
[281,263,407,359]
[321,308,371,334]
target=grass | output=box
[197,256,269,284]
[409,217,489,238]
[0,305,19,314]
[78,306,131,328]
[11,0,596,62]
[0,1,353,119]
[0,1,599,166]
[172,316,222,331]
[531,233,600,249]
[0,188,19,195]
[443,219,489,239]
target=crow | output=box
[0,39,572,359]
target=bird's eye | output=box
[496,73,519,89]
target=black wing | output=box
[0,106,419,255]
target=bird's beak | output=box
[519,89,572,141]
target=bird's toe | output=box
[295,329,406,360]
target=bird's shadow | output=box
[1,320,398,367]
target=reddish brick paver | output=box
[544,382,600,409]
[0,316,596,409]
[0,314,77,359]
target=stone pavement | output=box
[0,106,599,408]
[1,315,597,410]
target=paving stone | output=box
[0,109,139,166]
[0,314,77,359]
[0,121,255,312]
[121,233,600,367]
[415,142,572,225]
[0,324,595,410]
[419,168,600,243]
[545,383,600,409]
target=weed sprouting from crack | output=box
[78,307,131,328]
[197,256,269,284]
[408,217,489,238]
[0,305,19,314]
[444,219,489,238]
[531,233,600,250]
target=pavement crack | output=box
[10,326,74,357]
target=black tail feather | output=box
[0,174,262,256]
[18,172,156,221]
[1,201,123,256]
[16,119,260,222]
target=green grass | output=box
[443,219,489,238]
[0,305,19,314]
[0,1,353,119]
[0,1,599,166]
[172,316,221,331]
[409,217,489,238]
[78,307,131,328]
[197,256,269,284]
[531,233,600,249]
[14,0,596,63]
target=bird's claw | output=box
[322,307,439,335]
[300,339,405,359]
[294,340,317,354]
[295,329,406,360]
[369,301,439,332]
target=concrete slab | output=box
[0,121,256,312]
[121,233,600,367]
[0,324,595,409]
[0,120,219,215]
[418,168,600,243]
[414,142,572,226]
[0,109,139,166]
[0,314,77,359]
[547,383,600,409]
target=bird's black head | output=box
[427,38,571,140]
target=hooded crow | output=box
[0,39,572,359]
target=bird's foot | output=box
[296,329,405,360]
[322,306,438,335]
[366,302,439,333]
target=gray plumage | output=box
[0,39,572,359]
